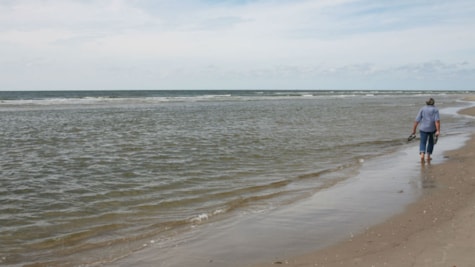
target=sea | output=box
[0,90,474,267]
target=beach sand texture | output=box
[255,106,475,267]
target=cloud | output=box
[393,60,475,80]
[0,0,474,90]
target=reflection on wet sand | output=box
[420,164,437,189]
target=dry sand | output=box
[255,106,475,267]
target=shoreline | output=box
[254,106,475,267]
[111,100,474,267]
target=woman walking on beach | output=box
[411,98,440,163]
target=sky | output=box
[0,0,474,91]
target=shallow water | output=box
[0,90,472,266]
[113,132,470,267]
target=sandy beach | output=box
[255,106,475,267]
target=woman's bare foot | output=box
[420,153,425,163]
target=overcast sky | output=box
[1,0,474,90]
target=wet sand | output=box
[255,106,475,267]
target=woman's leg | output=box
[427,132,435,154]
[419,130,429,154]
[425,132,435,162]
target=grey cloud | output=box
[393,60,474,78]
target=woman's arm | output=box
[412,121,419,135]
[435,120,440,136]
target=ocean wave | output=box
[0,90,463,109]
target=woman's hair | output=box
[426,98,435,105]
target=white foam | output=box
[190,213,209,224]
